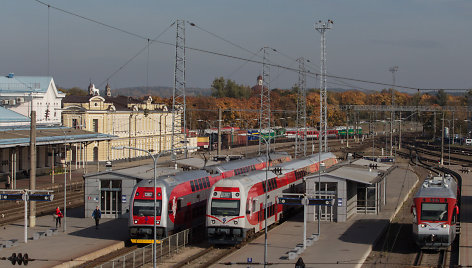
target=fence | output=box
[95,228,191,268]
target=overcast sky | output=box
[1,0,471,93]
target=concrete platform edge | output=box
[355,167,420,268]
[51,241,125,268]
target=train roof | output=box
[414,175,457,199]
[212,152,336,188]
[204,152,290,174]
[135,169,210,188]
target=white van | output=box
[466,139,472,145]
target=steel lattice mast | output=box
[389,66,398,156]
[295,57,307,158]
[171,20,187,159]
[258,47,271,155]
[315,19,333,152]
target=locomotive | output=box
[412,174,459,249]
[128,153,291,243]
[206,152,338,244]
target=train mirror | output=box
[246,210,251,215]
[168,210,173,215]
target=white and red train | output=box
[128,153,291,243]
[412,174,460,249]
[206,152,338,244]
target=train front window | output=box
[133,200,162,216]
[421,203,448,221]
[211,199,240,216]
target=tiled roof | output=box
[0,75,53,93]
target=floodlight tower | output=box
[296,57,307,158]
[171,20,187,159]
[315,19,333,152]
[258,47,272,155]
[389,66,398,155]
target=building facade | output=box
[62,84,187,163]
[0,73,65,124]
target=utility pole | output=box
[259,47,271,155]
[217,108,222,155]
[441,112,444,165]
[433,111,437,140]
[296,57,307,158]
[389,66,398,156]
[171,19,187,160]
[29,111,36,227]
[315,19,333,152]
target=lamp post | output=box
[111,145,195,268]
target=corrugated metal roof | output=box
[328,165,380,184]
[0,76,52,93]
[351,158,391,171]
[0,107,30,123]
[0,126,116,148]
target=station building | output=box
[62,83,196,164]
[306,158,393,222]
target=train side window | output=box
[205,177,211,188]
[273,178,278,189]
[262,181,266,192]
[194,180,199,191]
[190,181,196,192]
[198,178,204,190]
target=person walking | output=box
[92,206,101,229]
[55,207,63,228]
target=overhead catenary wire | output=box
[32,0,469,92]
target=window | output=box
[421,203,448,221]
[93,119,99,132]
[133,200,162,216]
[194,180,199,191]
[72,119,78,129]
[205,177,210,188]
[198,178,203,190]
[190,181,196,192]
[211,199,240,216]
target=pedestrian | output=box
[92,206,101,229]
[5,175,11,189]
[55,207,63,228]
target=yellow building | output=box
[62,84,184,163]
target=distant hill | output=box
[111,86,212,98]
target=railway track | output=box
[0,186,84,226]
[413,249,448,267]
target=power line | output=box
[32,0,469,92]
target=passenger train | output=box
[412,174,460,249]
[128,153,291,243]
[206,152,338,244]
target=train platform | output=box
[0,206,127,268]
[212,162,419,268]
[449,164,472,267]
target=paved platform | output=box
[212,162,419,268]
[0,206,127,268]
[450,165,472,267]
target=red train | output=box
[206,152,338,244]
[412,174,459,249]
[128,153,291,243]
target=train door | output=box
[100,179,123,218]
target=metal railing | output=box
[96,228,191,268]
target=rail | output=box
[95,229,191,268]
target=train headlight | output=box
[211,220,215,224]
[420,224,426,228]
[441,224,447,228]
[235,193,240,197]
[213,192,217,196]
[234,220,238,225]
[156,220,160,225]
[134,220,138,224]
